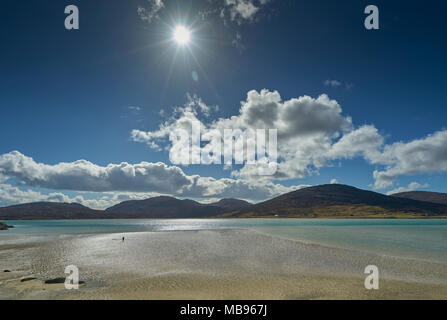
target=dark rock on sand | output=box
[20,277,37,282]
[0,222,13,230]
[45,277,85,285]
[44,277,65,284]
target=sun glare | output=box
[173,25,191,46]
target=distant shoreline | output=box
[2,216,447,221]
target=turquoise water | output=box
[2,219,447,263]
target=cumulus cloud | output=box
[330,127,447,190]
[0,151,305,203]
[386,182,429,195]
[327,125,384,161]
[0,151,192,194]
[225,90,351,138]
[0,183,49,206]
[372,130,447,189]
[131,89,447,190]
[132,89,356,180]
[137,0,164,22]
[0,180,157,209]
[132,94,216,152]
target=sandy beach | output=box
[1,228,447,300]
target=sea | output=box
[2,219,447,264]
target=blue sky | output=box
[1,0,447,208]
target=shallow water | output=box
[1,220,447,299]
[2,219,447,263]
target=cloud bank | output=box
[0,151,306,207]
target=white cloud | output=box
[324,79,354,90]
[137,0,164,22]
[327,125,384,161]
[128,106,141,113]
[330,128,447,190]
[330,179,338,184]
[5,185,158,210]
[225,90,351,138]
[195,1,274,49]
[219,0,272,24]
[386,182,429,195]
[0,151,191,194]
[372,130,447,189]
[0,151,305,203]
[226,0,259,21]
[131,94,215,152]
[131,90,447,190]
[324,80,342,87]
[0,182,148,210]
[133,89,355,181]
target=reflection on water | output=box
[2,219,447,263]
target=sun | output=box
[173,25,191,46]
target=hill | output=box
[222,184,447,218]
[1,186,447,220]
[392,191,447,206]
[0,202,105,220]
[0,197,251,220]
[207,198,251,210]
[105,196,249,218]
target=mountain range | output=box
[223,184,447,218]
[1,184,447,220]
[105,197,251,218]
[0,197,251,220]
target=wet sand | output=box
[1,229,447,299]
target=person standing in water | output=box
[122,237,125,242]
